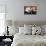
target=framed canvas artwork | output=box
[24,6,37,15]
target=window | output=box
[0,5,5,36]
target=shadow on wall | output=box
[5,20,46,27]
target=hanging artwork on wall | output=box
[24,6,37,15]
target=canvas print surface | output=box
[24,6,37,15]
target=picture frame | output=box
[24,6,37,15]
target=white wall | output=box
[0,0,46,22]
